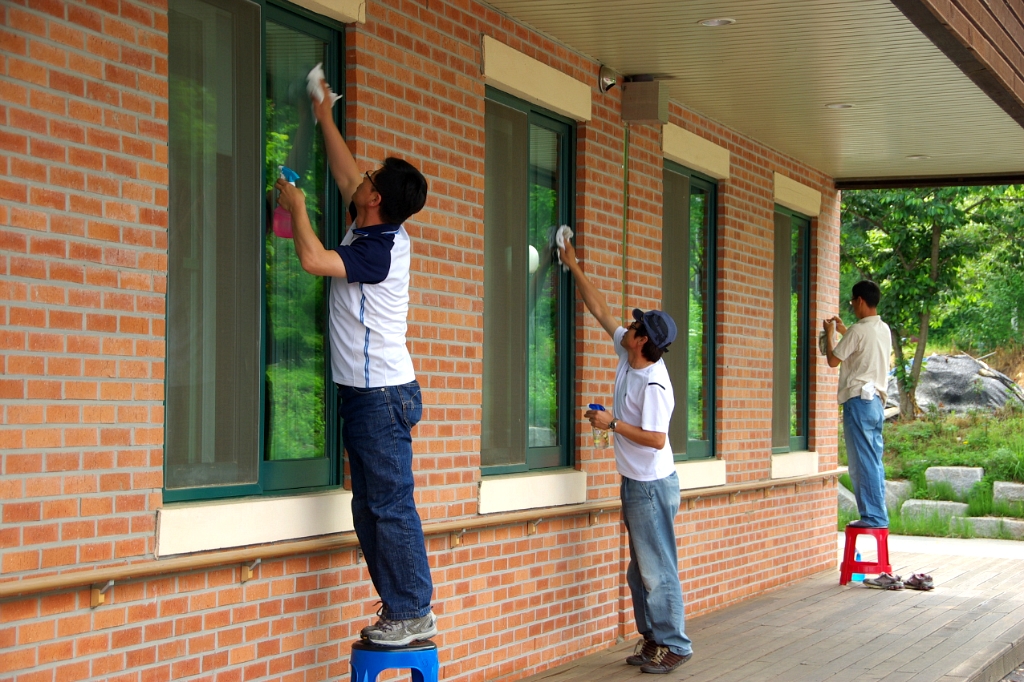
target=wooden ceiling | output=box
[485,0,1024,183]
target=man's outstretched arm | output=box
[559,241,619,337]
[312,80,361,206]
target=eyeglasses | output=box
[364,170,380,194]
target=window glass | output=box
[264,21,329,462]
[166,0,340,498]
[482,92,574,472]
[790,215,808,442]
[662,164,715,459]
[527,124,561,449]
[772,209,809,452]
[166,0,261,490]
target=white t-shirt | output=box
[329,221,416,388]
[611,327,676,481]
[833,315,892,405]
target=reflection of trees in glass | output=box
[790,218,806,437]
[528,182,558,446]
[790,291,799,434]
[688,193,706,441]
[264,92,327,461]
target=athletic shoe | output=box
[363,611,437,647]
[626,637,659,666]
[639,645,692,674]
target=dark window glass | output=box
[166,0,341,498]
[662,164,716,460]
[773,209,809,453]
[482,92,574,473]
[166,0,262,490]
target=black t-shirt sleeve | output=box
[335,230,396,284]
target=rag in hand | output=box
[306,63,342,123]
[554,225,574,271]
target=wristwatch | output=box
[609,418,618,432]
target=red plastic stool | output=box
[839,526,891,585]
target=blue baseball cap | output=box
[632,308,678,350]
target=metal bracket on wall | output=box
[527,519,542,536]
[241,558,261,583]
[450,529,466,548]
[589,509,604,526]
[90,579,114,608]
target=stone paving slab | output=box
[520,535,1024,682]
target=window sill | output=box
[478,468,587,515]
[156,489,354,558]
[676,458,727,490]
[771,450,819,479]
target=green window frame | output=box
[480,87,576,475]
[772,207,811,453]
[165,0,345,502]
[662,161,717,461]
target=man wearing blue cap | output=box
[559,241,693,675]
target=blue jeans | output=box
[339,380,433,620]
[621,472,693,657]
[843,395,889,527]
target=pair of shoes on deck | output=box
[626,638,692,674]
[863,572,936,591]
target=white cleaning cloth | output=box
[554,224,574,271]
[306,63,342,116]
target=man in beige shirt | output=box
[824,280,892,528]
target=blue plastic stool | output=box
[350,640,438,682]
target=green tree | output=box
[841,187,1005,418]
[933,187,1024,352]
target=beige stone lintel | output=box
[288,0,364,24]
[774,172,822,217]
[662,124,730,180]
[482,35,592,121]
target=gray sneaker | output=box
[360,604,387,639]
[363,611,437,647]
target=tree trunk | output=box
[901,220,942,420]
[893,327,917,420]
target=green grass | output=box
[837,411,1024,537]
[837,507,976,538]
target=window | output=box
[662,162,716,459]
[772,208,810,453]
[165,0,344,501]
[481,88,575,474]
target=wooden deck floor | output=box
[522,535,1024,682]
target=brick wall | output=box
[0,0,840,679]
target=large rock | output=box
[900,499,969,521]
[838,485,858,514]
[967,517,1024,540]
[885,480,914,510]
[925,466,984,497]
[993,481,1024,505]
[887,354,1024,414]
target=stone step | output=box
[925,466,984,497]
[900,499,969,520]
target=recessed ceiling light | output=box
[825,103,854,109]
[698,18,736,27]
[906,154,931,160]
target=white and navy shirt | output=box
[329,220,415,388]
[611,327,676,482]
